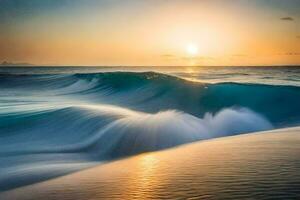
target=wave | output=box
[0,71,299,191]
[88,107,272,159]
[0,104,272,156]
[0,104,272,190]
[1,72,300,125]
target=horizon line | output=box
[1,64,300,68]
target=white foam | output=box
[87,107,273,157]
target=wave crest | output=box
[88,107,272,158]
[1,72,299,125]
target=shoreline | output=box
[1,126,299,199]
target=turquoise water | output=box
[0,66,300,191]
[1,66,300,86]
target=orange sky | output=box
[0,0,299,66]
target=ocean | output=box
[0,66,300,192]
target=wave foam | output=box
[88,107,273,158]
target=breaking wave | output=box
[0,71,299,191]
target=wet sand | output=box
[1,127,300,200]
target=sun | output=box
[186,44,198,56]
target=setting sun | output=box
[186,44,199,56]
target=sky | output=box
[0,0,299,66]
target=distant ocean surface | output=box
[0,66,300,192]
[1,66,300,86]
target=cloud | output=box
[161,54,175,58]
[280,17,294,21]
[297,36,300,39]
[180,56,216,61]
[280,52,300,56]
[161,54,177,61]
[231,54,247,57]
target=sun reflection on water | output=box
[138,154,159,185]
[140,154,158,170]
[126,154,160,199]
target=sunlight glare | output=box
[186,44,198,56]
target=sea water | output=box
[0,66,299,191]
